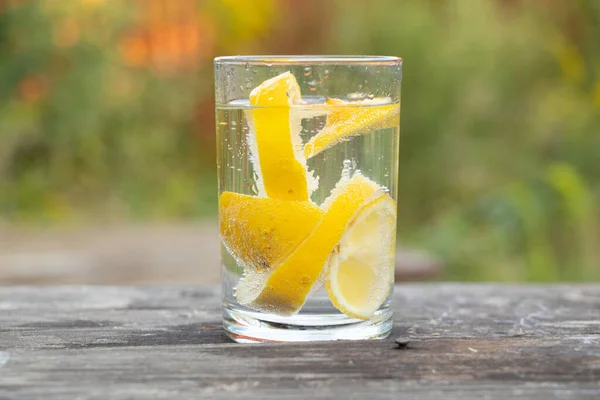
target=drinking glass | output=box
[215,55,402,342]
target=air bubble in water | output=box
[251,171,260,195]
[348,92,365,100]
[341,159,353,180]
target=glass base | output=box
[223,302,393,343]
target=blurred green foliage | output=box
[1,0,599,281]
[333,0,600,281]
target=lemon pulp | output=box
[235,173,384,315]
[219,192,324,272]
[326,194,396,320]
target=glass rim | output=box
[214,55,402,66]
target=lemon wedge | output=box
[304,98,400,159]
[235,173,384,315]
[247,72,317,201]
[219,191,324,272]
[326,193,396,320]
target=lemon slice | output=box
[304,98,400,159]
[219,191,324,272]
[247,72,317,200]
[235,173,384,315]
[326,193,396,320]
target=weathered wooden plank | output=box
[0,284,599,399]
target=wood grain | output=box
[0,284,599,399]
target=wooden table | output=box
[1,284,599,399]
